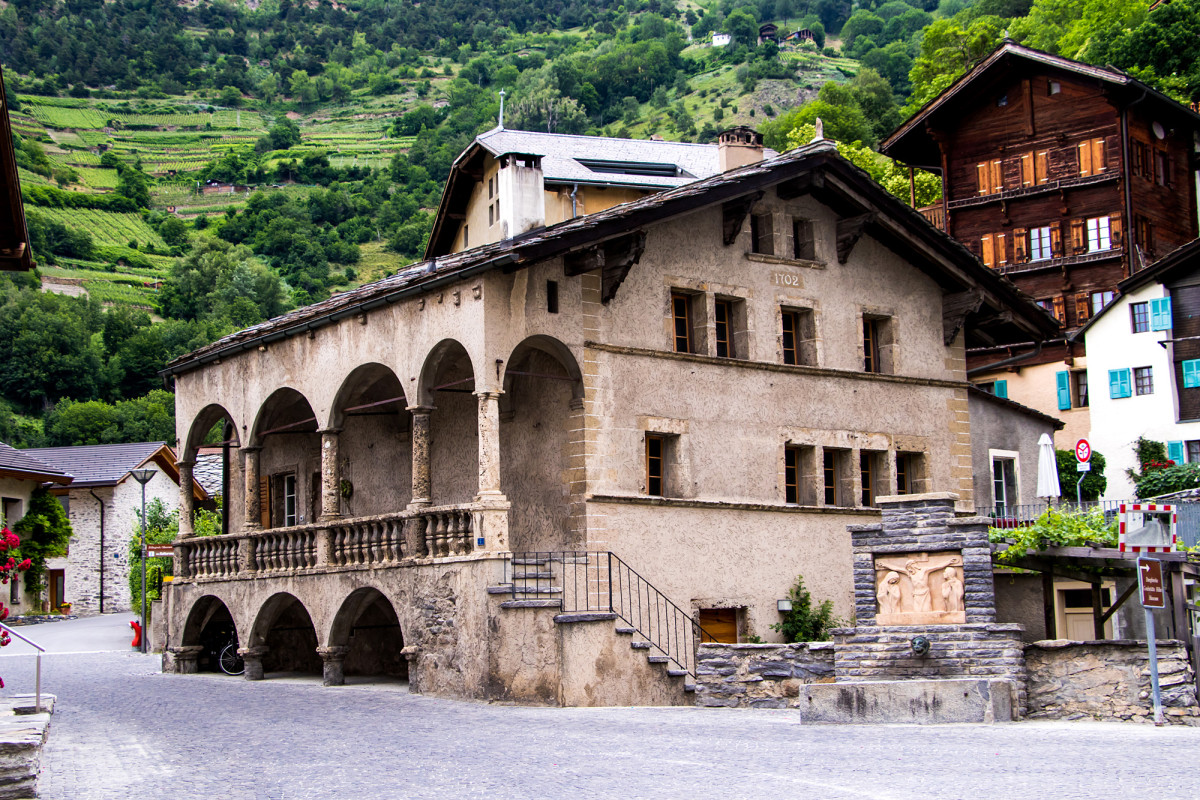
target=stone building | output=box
[160,137,1055,704]
[24,442,207,614]
[0,443,73,613]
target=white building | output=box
[711,32,732,47]
[0,443,73,613]
[1077,239,1200,499]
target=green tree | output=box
[724,8,760,47]
[1056,448,1107,502]
[11,487,73,598]
[116,168,151,209]
[769,575,842,642]
[905,16,1007,113]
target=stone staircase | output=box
[490,554,697,699]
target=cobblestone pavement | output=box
[0,618,1198,800]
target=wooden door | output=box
[699,608,738,643]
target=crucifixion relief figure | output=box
[941,566,964,613]
[874,551,963,614]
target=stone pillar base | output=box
[318,645,350,687]
[239,646,269,681]
[168,645,204,674]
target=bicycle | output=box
[218,638,245,676]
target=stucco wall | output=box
[1084,283,1195,500]
[974,360,1090,453]
[968,392,1058,512]
[993,572,1048,642]
[339,414,411,517]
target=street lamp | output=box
[130,468,156,655]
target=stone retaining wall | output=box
[693,642,835,708]
[1025,639,1200,725]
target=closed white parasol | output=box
[1036,433,1061,500]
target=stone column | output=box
[170,645,204,674]
[239,645,269,681]
[177,460,195,539]
[318,645,350,686]
[475,391,505,500]
[242,446,262,530]
[319,428,342,522]
[408,406,433,507]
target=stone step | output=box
[512,557,551,566]
[631,641,652,650]
[487,585,562,595]
[499,600,563,609]
[614,626,636,635]
[666,668,688,678]
[683,683,696,693]
[646,655,669,664]
[512,571,554,580]
[553,612,618,624]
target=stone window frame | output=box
[779,302,820,367]
[664,278,753,360]
[640,416,692,499]
[692,598,757,644]
[780,431,897,509]
[989,448,1021,513]
[745,207,826,269]
[859,305,897,375]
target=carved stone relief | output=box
[873,550,966,625]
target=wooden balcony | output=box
[917,204,945,231]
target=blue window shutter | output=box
[1056,371,1071,410]
[1109,369,1131,398]
[1151,297,1173,331]
[1184,359,1200,388]
[994,380,1008,399]
[1168,441,1185,463]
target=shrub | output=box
[989,507,1117,562]
[769,574,842,642]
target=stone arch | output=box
[249,592,322,678]
[327,364,412,516]
[182,404,240,462]
[180,594,239,673]
[324,587,407,685]
[417,339,479,506]
[250,388,321,527]
[250,387,319,447]
[501,335,586,551]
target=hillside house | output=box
[881,41,1200,451]
[159,136,1056,704]
[24,442,207,614]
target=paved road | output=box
[1,616,1198,800]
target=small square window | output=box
[781,306,816,366]
[784,444,816,506]
[1134,366,1154,396]
[1187,440,1200,463]
[822,448,850,506]
[1087,216,1111,252]
[1049,80,1061,95]
[1131,302,1150,333]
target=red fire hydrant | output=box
[129,620,142,649]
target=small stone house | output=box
[23,442,207,614]
[158,136,1057,704]
[0,443,73,613]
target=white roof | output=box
[474,127,778,190]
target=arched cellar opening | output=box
[254,593,322,677]
[181,595,239,673]
[329,588,407,684]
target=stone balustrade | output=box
[175,503,503,581]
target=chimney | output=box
[718,126,764,172]
[496,152,545,239]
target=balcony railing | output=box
[176,504,493,581]
[917,204,945,231]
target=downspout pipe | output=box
[570,184,579,219]
[89,490,105,614]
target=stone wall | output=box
[693,642,835,708]
[1025,639,1200,725]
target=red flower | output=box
[16,559,30,571]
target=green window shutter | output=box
[1168,441,1185,463]
[1056,371,1071,410]
[1184,359,1200,388]
[1109,368,1131,398]
[994,380,1008,399]
[1150,297,1173,331]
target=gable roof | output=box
[426,127,778,257]
[967,384,1064,430]
[22,442,206,499]
[0,443,73,485]
[1071,238,1200,340]
[881,40,1200,168]
[164,139,1059,378]
[0,65,34,272]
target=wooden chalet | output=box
[882,41,1200,346]
[0,65,33,272]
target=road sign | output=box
[1119,503,1178,553]
[1138,558,1166,608]
[1075,438,1091,463]
[146,544,175,557]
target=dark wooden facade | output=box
[1,65,34,272]
[883,42,1200,372]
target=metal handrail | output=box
[505,551,719,678]
[0,623,44,712]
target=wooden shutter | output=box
[259,475,270,528]
[1069,219,1086,253]
[1035,150,1049,184]
[1168,441,1185,463]
[1151,297,1173,331]
[1012,227,1028,262]
[1020,153,1034,187]
[1075,292,1091,323]
[977,162,989,195]
[1049,222,1063,256]
[1091,138,1105,173]
[981,234,995,267]
[1183,359,1200,388]
[1056,370,1071,410]
[1131,141,1143,175]
[1109,213,1123,247]
[994,379,1008,399]
[990,160,1004,193]
[1078,141,1092,176]
[1052,295,1065,322]
[1109,369,1131,399]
